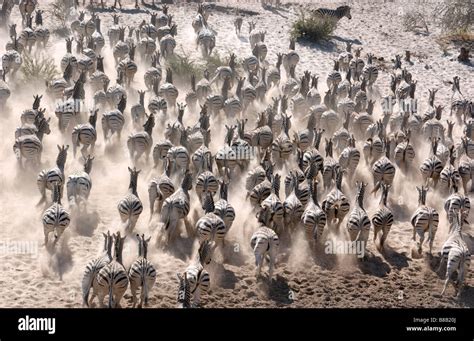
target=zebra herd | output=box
[2,1,473,307]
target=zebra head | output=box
[337,6,352,19]
[56,145,69,170]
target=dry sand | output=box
[0,0,472,308]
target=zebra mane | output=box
[56,144,69,170]
[181,171,193,192]
[117,95,127,113]
[355,181,367,209]
[96,55,104,73]
[325,138,333,157]
[83,155,94,174]
[51,182,61,205]
[219,180,229,201]
[136,233,150,259]
[144,113,155,136]
[113,232,126,264]
[197,240,215,266]
[127,166,141,196]
[272,173,281,198]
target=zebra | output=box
[42,182,70,248]
[283,172,304,235]
[372,182,394,251]
[271,114,293,167]
[346,182,371,258]
[302,179,327,250]
[261,174,285,236]
[184,240,216,307]
[362,53,378,87]
[394,138,416,173]
[161,171,193,244]
[195,168,219,204]
[282,39,299,77]
[131,90,147,128]
[66,155,94,208]
[117,43,138,85]
[102,95,126,141]
[251,218,280,280]
[34,10,49,48]
[159,69,179,109]
[82,231,113,307]
[411,185,439,255]
[117,167,143,232]
[213,180,236,234]
[13,114,51,169]
[371,138,396,190]
[322,169,350,230]
[439,146,462,194]
[129,234,156,308]
[322,138,341,191]
[420,138,443,188]
[96,232,129,308]
[458,152,474,194]
[338,136,360,181]
[444,183,470,231]
[113,27,129,64]
[196,194,227,249]
[37,145,69,206]
[148,159,175,217]
[127,114,155,164]
[438,209,471,297]
[312,5,352,21]
[72,109,98,159]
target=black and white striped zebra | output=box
[302,179,327,249]
[371,138,396,190]
[102,95,126,141]
[261,174,285,236]
[420,138,443,188]
[13,113,51,169]
[42,182,70,248]
[283,172,304,235]
[411,185,439,255]
[372,182,394,251]
[127,113,155,164]
[250,220,279,280]
[129,234,156,308]
[322,138,341,191]
[444,184,470,232]
[322,169,350,230]
[96,232,129,308]
[37,145,69,206]
[214,180,236,234]
[72,109,98,159]
[117,167,143,232]
[66,155,94,208]
[346,182,371,258]
[438,209,471,297]
[176,272,192,308]
[439,146,462,194]
[148,159,175,217]
[338,136,360,181]
[82,231,113,307]
[183,240,216,307]
[161,171,193,244]
[394,138,416,173]
[312,5,352,21]
[196,194,227,247]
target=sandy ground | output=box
[0,0,473,308]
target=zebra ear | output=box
[128,166,132,172]
[146,236,151,244]
[65,145,70,151]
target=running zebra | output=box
[250,218,280,280]
[96,232,129,308]
[183,240,216,307]
[372,182,394,251]
[371,138,396,190]
[72,109,98,158]
[82,231,113,307]
[411,185,439,255]
[66,155,94,208]
[420,138,443,188]
[346,182,371,258]
[148,159,175,216]
[283,172,304,234]
[312,5,352,21]
[161,171,193,244]
[127,113,155,164]
[129,234,156,308]
[443,183,470,231]
[439,146,461,194]
[176,272,191,308]
[13,114,51,169]
[322,169,350,230]
[302,179,327,250]
[102,95,126,141]
[394,138,416,173]
[261,174,285,236]
[196,194,227,247]
[37,145,69,206]
[214,180,236,234]
[117,167,143,232]
[42,182,70,248]
[438,209,471,297]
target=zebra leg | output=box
[441,273,451,295]
[436,256,446,274]
[193,287,201,307]
[380,228,389,251]
[184,218,194,239]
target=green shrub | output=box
[290,11,337,42]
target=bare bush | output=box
[402,11,429,34]
[433,0,473,33]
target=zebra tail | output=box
[142,272,148,306]
[81,270,94,307]
[108,280,114,308]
